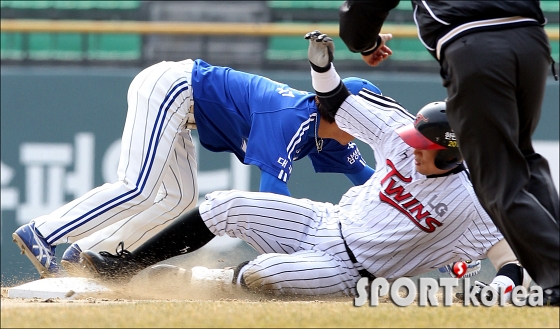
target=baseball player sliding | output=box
[12,58,380,278]
[77,31,531,302]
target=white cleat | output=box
[191,266,234,284]
[146,264,235,284]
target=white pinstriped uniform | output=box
[199,89,503,296]
[34,60,198,253]
[30,58,369,258]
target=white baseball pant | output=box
[199,189,363,296]
[34,60,198,253]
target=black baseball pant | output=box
[442,25,559,289]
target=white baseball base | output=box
[8,277,111,300]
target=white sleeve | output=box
[334,92,415,150]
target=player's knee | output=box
[117,181,163,208]
[178,188,198,210]
[206,190,249,205]
[157,190,198,217]
[239,263,282,294]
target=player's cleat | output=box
[438,259,481,278]
[12,222,59,278]
[543,286,559,306]
[79,242,141,282]
[146,264,237,286]
[62,243,82,263]
[146,264,190,282]
[232,261,250,286]
[191,266,234,284]
[60,243,84,276]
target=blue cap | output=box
[342,77,382,95]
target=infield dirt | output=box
[2,245,559,328]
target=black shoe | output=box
[232,261,250,286]
[543,286,559,306]
[79,242,142,282]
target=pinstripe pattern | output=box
[200,190,361,296]
[336,93,503,279]
[72,130,198,252]
[34,60,198,253]
[197,91,504,295]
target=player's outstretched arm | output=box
[305,31,350,121]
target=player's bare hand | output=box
[305,30,334,70]
[362,33,393,67]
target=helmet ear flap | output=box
[434,148,463,170]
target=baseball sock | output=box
[131,207,215,268]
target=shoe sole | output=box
[12,232,56,279]
[78,253,133,283]
[78,252,101,278]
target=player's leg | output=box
[237,249,360,296]
[79,189,337,281]
[514,29,559,304]
[515,29,559,222]
[199,189,337,254]
[143,247,361,297]
[62,129,198,267]
[36,61,194,242]
[80,205,216,280]
[13,60,194,276]
[443,27,559,290]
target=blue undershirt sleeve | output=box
[259,171,291,196]
[345,165,375,186]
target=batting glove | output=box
[305,30,334,73]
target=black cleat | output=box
[232,261,250,286]
[79,242,142,283]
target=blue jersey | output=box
[191,59,367,183]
